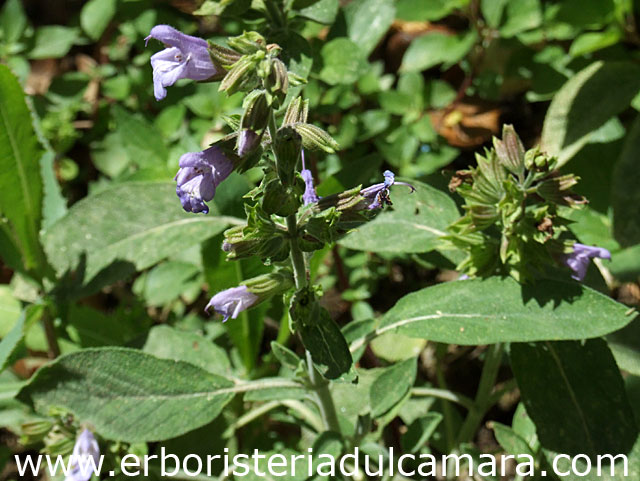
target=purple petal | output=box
[301,169,319,205]
[205,286,258,322]
[146,25,208,51]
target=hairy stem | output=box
[42,309,60,359]
[269,109,340,433]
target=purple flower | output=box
[206,286,259,322]
[64,429,100,481]
[301,169,319,205]
[360,170,415,209]
[175,146,234,214]
[564,243,611,281]
[145,25,220,101]
[237,129,260,157]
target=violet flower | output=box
[64,429,100,481]
[146,25,220,101]
[361,170,415,209]
[564,242,611,281]
[175,146,234,214]
[300,150,319,205]
[205,286,259,322]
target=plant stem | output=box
[269,109,340,433]
[411,386,475,411]
[42,309,60,359]
[456,342,504,444]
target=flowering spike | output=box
[146,25,221,101]
[64,429,100,481]
[174,146,234,214]
[564,242,611,281]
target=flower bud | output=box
[208,43,242,67]
[219,55,260,95]
[262,178,302,216]
[293,123,339,153]
[227,31,267,54]
[274,126,302,185]
[493,124,525,178]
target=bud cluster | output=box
[446,125,587,281]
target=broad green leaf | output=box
[370,357,417,418]
[18,348,236,442]
[271,341,302,371]
[42,182,237,286]
[609,244,640,282]
[344,0,395,56]
[112,106,169,168]
[569,29,622,57]
[80,0,117,40]
[28,26,79,59]
[400,31,476,73]
[541,61,640,166]
[612,115,640,247]
[397,0,463,21]
[339,180,459,254]
[319,38,366,86]
[243,380,307,402]
[350,277,632,347]
[299,304,354,380]
[0,0,27,44]
[511,340,639,478]
[143,325,232,377]
[0,65,45,274]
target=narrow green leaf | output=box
[542,61,640,166]
[370,357,417,418]
[18,348,236,442]
[0,65,45,274]
[339,180,459,253]
[492,422,536,456]
[0,306,41,372]
[351,277,632,347]
[42,182,237,286]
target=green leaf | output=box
[350,277,632,347]
[480,0,508,28]
[400,31,476,73]
[569,29,622,57]
[542,61,640,166]
[42,182,236,286]
[0,307,40,372]
[500,0,542,37]
[112,106,169,168]
[39,151,67,230]
[271,341,302,371]
[18,348,236,442]
[370,357,417,418]
[397,0,463,22]
[344,0,396,56]
[492,422,536,456]
[607,317,640,377]
[139,261,201,306]
[0,0,28,44]
[370,332,426,362]
[298,304,354,381]
[319,38,366,86]
[510,340,638,463]
[0,65,45,274]
[401,412,442,453]
[613,115,640,247]
[28,26,79,59]
[339,180,459,254]
[80,0,117,41]
[296,0,338,24]
[143,325,232,377]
